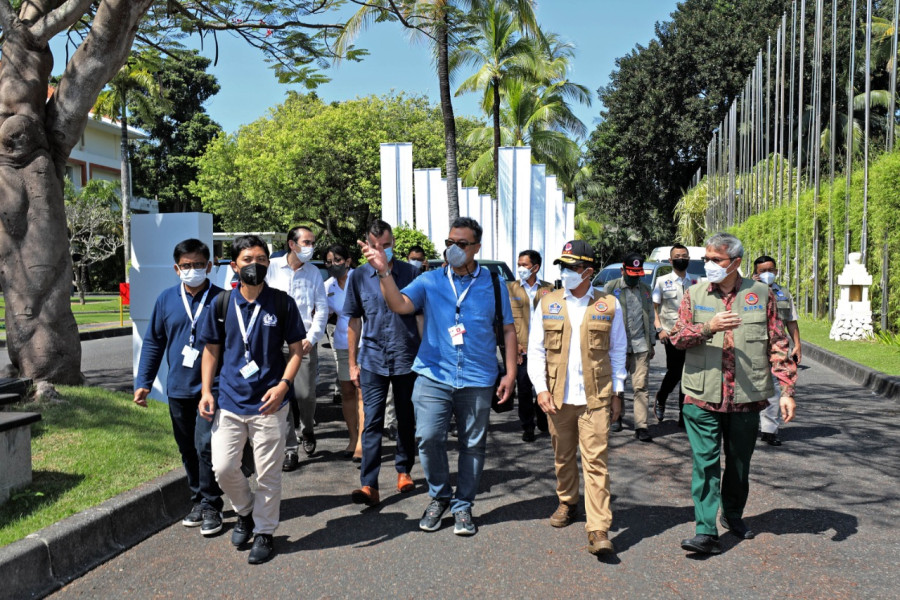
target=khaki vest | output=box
[681,278,776,404]
[540,288,616,410]
[603,277,654,351]
[508,279,553,350]
[656,272,700,332]
[771,283,795,325]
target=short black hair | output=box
[670,244,689,255]
[231,235,270,261]
[450,217,482,243]
[407,245,425,257]
[753,255,777,272]
[173,238,210,263]
[287,225,314,246]
[519,250,542,267]
[367,219,393,239]
[326,243,350,261]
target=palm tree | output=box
[340,0,538,220]
[452,0,540,191]
[92,50,167,282]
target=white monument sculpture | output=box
[829,252,874,341]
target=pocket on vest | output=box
[682,351,706,395]
[588,327,610,350]
[743,323,769,369]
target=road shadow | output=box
[750,507,858,541]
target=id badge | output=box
[448,323,466,346]
[240,360,260,379]
[181,345,200,368]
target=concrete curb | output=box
[0,326,131,349]
[803,341,900,400]
[0,468,189,600]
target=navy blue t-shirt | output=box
[136,280,222,399]
[197,284,306,415]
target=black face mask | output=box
[239,263,267,286]
[672,258,690,271]
[624,274,641,287]
[328,264,348,279]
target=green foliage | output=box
[191,92,490,247]
[392,224,438,259]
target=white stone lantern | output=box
[829,252,874,341]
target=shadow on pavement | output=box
[751,507,858,541]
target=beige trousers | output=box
[211,404,288,535]
[548,403,612,532]
[625,351,650,429]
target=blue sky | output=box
[196,1,679,134]
[50,1,679,135]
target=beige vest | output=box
[508,279,553,350]
[681,278,776,404]
[540,288,616,410]
[656,272,700,331]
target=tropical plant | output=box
[65,179,123,305]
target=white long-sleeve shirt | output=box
[527,288,628,405]
[266,255,329,345]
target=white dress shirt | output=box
[265,255,328,345]
[522,278,540,305]
[324,268,353,350]
[527,288,628,405]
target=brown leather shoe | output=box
[587,530,615,555]
[397,472,414,493]
[351,486,380,506]
[549,502,577,528]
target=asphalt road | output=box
[32,337,900,598]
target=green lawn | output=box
[799,316,900,375]
[0,296,129,333]
[0,387,180,547]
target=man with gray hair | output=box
[669,232,797,555]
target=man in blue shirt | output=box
[360,217,517,536]
[198,235,306,565]
[345,219,421,506]
[134,238,224,537]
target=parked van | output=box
[648,246,706,262]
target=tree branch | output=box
[30,0,94,44]
[0,0,17,29]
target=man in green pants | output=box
[669,232,798,555]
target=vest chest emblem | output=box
[540,289,550,296]
[594,301,609,312]
[745,292,759,305]
[548,302,562,314]
[591,315,612,321]
[664,280,673,289]
[613,289,621,297]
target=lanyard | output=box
[447,265,480,324]
[234,299,262,364]
[180,284,210,347]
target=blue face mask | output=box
[384,247,394,263]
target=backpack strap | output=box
[214,288,231,342]
[490,271,506,375]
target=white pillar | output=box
[530,164,547,257]
[429,170,450,250]
[480,194,494,260]
[413,168,431,236]
[380,143,414,226]
[130,213,214,403]
[564,201,575,243]
[498,146,533,271]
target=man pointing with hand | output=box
[670,233,797,556]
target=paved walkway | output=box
[50,350,900,599]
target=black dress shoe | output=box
[610,418,623,433]
[634,428,653,442]
[301,433,316,456]
[522,428,536,442]
[248,533,274,564]
[720,515,755,539]
[760,432,782,446]
[680,534,722,554]
[282,451,299,472]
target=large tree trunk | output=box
[437,15,460,222]
[0,0,153,384]
[119,112,131,283]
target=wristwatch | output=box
[377,269,392,279]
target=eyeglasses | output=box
[701,256,733,265]
[177,262,208,271]
[445,239,475,249]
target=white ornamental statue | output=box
[829,252,874,341]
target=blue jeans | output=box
[168,396,223,511]
[412,375,493,514]
[359,369,417,489]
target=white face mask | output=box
[759,271,776,286]
[179,268,207,287]
[560,268,585,290]
[704,259,734,283]
[295,246,315,263]
[445,244,468,268]
[408,259,423,270]
[517,266,534,282]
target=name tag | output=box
[240,360,260,379]
[181,345,200,368]
[449,323,466,346]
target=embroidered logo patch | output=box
[263,314,278,326]
[745,292,759,306]
[595,301,608,312]
[664,279,673,288]
[540,289,550,296]
[564,242,573,253]
[548,302,562,314]
[632,258,641,267]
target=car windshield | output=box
[592,266,653,286]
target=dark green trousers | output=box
[683,403,760,536]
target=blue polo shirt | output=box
[401,264,514,389]
[343,260,420,376]
[136,280,222,399]
[197,284,306,415]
